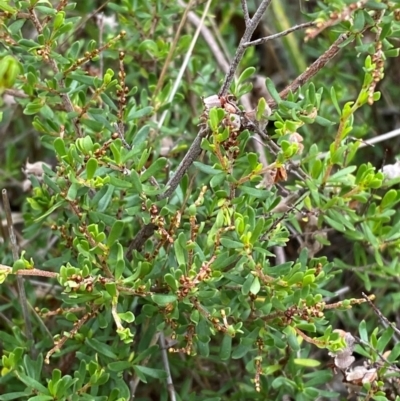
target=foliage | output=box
[1,0,400,400]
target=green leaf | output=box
[130,170,143,193]
[358,320,368,342]
[377,326,394,354]
[17,373,48,393]
[219,334,232,361]
[220,237,244,249]
[265,77,281,103]
[381,189,398,209]
[0,393,31,401]
[107,220,124,247]
[293,358,320,367]
[133,365,168,379]
[54,137,67,158]
[238,185,271,199]
[105,282,117,297]
[193,161,221,175]
[330,87,341,115]
[151,294,177,306]
[85,338,117,359]
[97,185,115,212]
[174,232,186,266]
[387,342,400,362]
[118,311,135,323]
[86,158,98,180]
[140,158,167,182]
[108,361,134,372]
[126,106,153,121]
[237,66,256,85]
[249,276,261,295]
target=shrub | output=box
[1,1,400,400]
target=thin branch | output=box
[0,264,58,278]
[1,189,34,353]
[159,333,177,401]
[268,33,351,108]
[160,126,208,200]
[241,0,250,26]
[362,292,400,338]
[113,123,131,150]
[219,0,273,96]
[243,21,315,48]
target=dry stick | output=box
[219,0,273,97]
[28,7,82,137]
[159,333,177,401]
[243,21,315,48]
[1,190,34,353]
[362,292,400,339]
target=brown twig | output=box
[243,21,315,48]
[362,292,400,338]
[219,0,273,97]
[0,264,58,278]
[45,306,100,364]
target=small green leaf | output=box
[54,138,67,158]
[140,158,167,182]
[85,338,117,359]
[265,77,281,103]
[220,334,232,361]
[359,320,368,342]
[105,282,117,297]
[249,276,261,295]
[130,170,143,193]
[97,185,115,212]
[381,189,398,209]
[133,365,168,380]
[237,66,256,85]
[108,361,133,372]
[107,221,124,247]
[330,87,341,115]
[118,311,135,323]
[151,294,177,306]
[220,237,243,249]
[293,358,320,367]
[126,106,153,121]
[174,232,186,266]
[86,158,98,180]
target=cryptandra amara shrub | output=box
[1,1,400,400]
